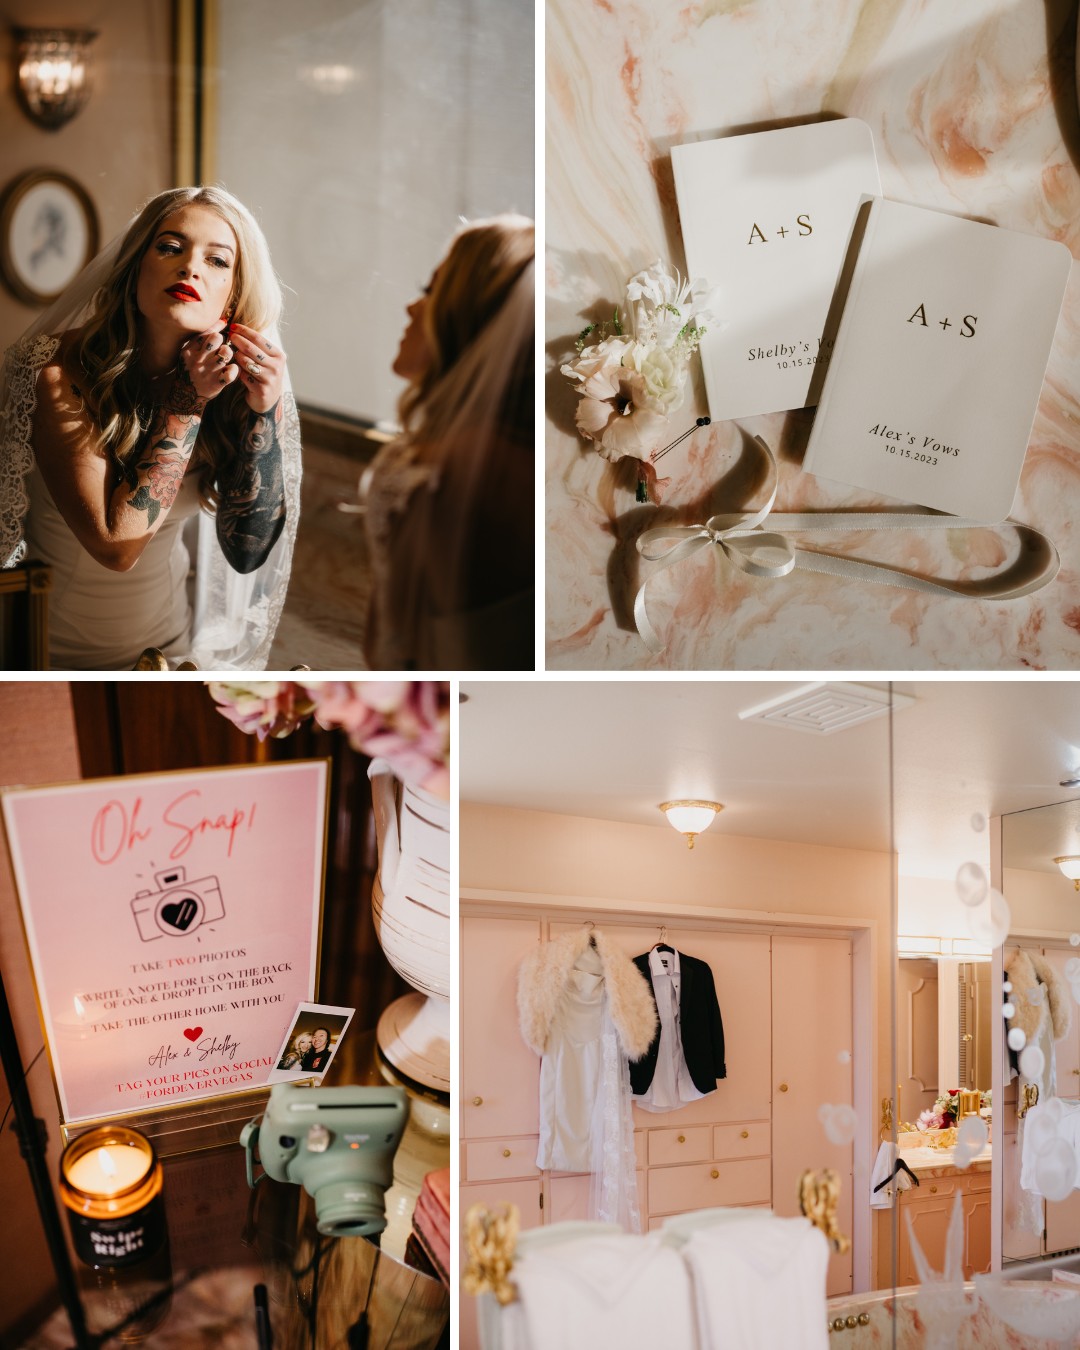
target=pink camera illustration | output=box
[130,866,225,941]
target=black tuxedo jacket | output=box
[629,949,726,1096]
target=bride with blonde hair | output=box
[0,184,301,670]
[364,214,534,670]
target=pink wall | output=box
[461,800,898,1286]
[461,801,891,918]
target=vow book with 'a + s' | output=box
[803,198,1071,522]
[671,118,882,421]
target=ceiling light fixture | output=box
[1055,856,1080,891]
[658,800,723,850]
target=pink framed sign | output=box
[1,760,328,1126]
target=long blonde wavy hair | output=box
[76,186,283,507]
[398,214,534,445]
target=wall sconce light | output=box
[14,28,97,131]
[658,800,723,850]
[1055,856,1080,891]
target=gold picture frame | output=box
[0,169,99,307]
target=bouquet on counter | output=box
[560,261,716,502]
[916,1088,992,1131]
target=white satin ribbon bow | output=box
[633,436,1060,654]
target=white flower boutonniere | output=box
[561,261,717,502]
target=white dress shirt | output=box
[637,948,706,1113]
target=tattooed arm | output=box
[31,345,209,573]
[215,399,287,574]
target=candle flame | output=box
[97,1147,118,1178]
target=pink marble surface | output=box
[546,0,1080,669]
[826,1283,1080,1348]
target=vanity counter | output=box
[897,1144,992,1179]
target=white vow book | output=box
[671,118,881,421]
[803,198,1071,521]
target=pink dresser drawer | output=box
[648,1125,712,1166]
[648,1157,771,1215]
[713,1121,770,1160]
[465,1137,541,1182]
[634,1132,647,1169]
[647,1201,770,1233]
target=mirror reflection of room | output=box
[890,683,1080,1346]
[1001,798,1080,1273]
[0,0,534,671]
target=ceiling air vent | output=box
[737,683,913,735]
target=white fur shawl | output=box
[1004,947,1071,1044]
[517,928,658,1061]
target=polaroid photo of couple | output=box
[268,1001,355,1083]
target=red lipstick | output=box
[167,283,200,302]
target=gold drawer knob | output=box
[710,1168,719,1179]
[678,1134,686,1143]
[858,1314,870,1326]
[929,1185,938,1194]
[1073,1069,1079,1076]
[740,1130,749,1139]
[846,1316,858,1329]
[502,1149,511,1157]
[779,1083,789,1093]
[831,1317,846,1332]
[472,1097,483,1106]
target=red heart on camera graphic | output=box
[183,1026,203,1042]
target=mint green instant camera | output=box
[241,1083,409,1237]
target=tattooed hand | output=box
[180,323,239,402]
[227,323,286,413]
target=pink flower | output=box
[304,682,451,799]
[208,682,316,740]
[208,681,451,799]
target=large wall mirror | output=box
[890,684,1080,1345]
[1000,798,1080,1269]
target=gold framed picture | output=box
[0,169,99,306]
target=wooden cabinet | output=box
[459,1177,543,1350]
[648,1155,770,1215]
[896,1172,992,1284]
[772,934,854,1296]
[462,915,541,1140]
[460,909,859,1346]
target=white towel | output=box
[681,1213,830,1350]
[869,1140,915,1208]
[510,1228,696,1350]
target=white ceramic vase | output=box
[368,759,451,1094]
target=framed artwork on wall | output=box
[0,169,99,306]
